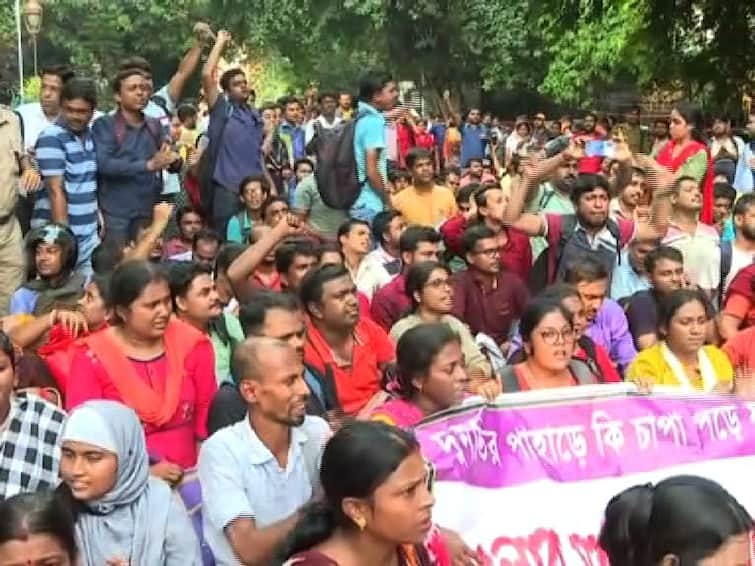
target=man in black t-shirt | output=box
[625,246,685,349]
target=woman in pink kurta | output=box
[66,260,217,482]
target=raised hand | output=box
[216,30,232,46]
[563,137,585,162]
[612,141,632,164]
[152,202,175,231]
[193,21,215,42]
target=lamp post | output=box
[23,0,44,78]
[15,0,24,99]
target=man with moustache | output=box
[199,338,330,566]
[505,145,672,286]
[452,225,529,349]
[201,30,264,234]
[625,246,687,350]
[32,78,100,277]
[93,68,180,245]
[301,264,395,416]
[169,262,244,385]
[662,176,721,298]
[207,290,342,435]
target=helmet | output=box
[25,223,79,279]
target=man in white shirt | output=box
[199,337,330,566]
[15,64,75,232]
[723,193,755,291]
[304,92,342,145]
[338,218,392,300]
[364,210,406,276]
[15,64,75,151]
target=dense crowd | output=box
[1,20,755,566]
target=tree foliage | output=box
[1,0,752,110]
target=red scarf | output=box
[38,323,109,394]
[657,139,714,224]
[83,318,208,427]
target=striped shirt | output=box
[32,121,98,246]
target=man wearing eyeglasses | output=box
[452,224,529,351]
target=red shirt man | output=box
[441,185,532,283]
[301,264,394,415]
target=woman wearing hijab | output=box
[57,400,201,566]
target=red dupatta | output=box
[657,139,714,224]
[82,318,208,427]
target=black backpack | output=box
[529,214,622,293]
[310,117,361,210]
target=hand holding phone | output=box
[585,140,616,158]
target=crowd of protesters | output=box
[1,20,755,566]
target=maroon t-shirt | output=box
[451,268,530,344]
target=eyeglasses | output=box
[425,278,452,290]
[538,327,575,345]
[473,247,500,258]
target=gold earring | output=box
[355,516,366,531]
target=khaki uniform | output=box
[0,107,26,316]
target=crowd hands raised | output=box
[1,18,755,566]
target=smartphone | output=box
[585,140,616,158]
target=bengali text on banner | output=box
[414,385,755,566]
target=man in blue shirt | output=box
[609,238,656,303]
[117,23,210,202]
[93,69,180,246]
[202,30,264,235]
[442,91,488,168]
[429,113,447,167]
[33,78,100,277]
[460,107,488,167]
[352,72,399,224]
[277,96,306,166]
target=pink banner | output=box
[414,393,755,488]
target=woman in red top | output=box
[505,299,602,391]
[66,260,217,485]
[646,102,714,223]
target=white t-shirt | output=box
[15,102,55,151]
[144,85,181,195]
[724,242,755,291]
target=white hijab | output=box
[62,400,173,566]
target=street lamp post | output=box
[23,0,44,77]
[15,0,24,99]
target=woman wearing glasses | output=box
[501,299,601,391]
[389,261,495,393]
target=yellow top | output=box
[392,185,458,227]
[627,343,733,390]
